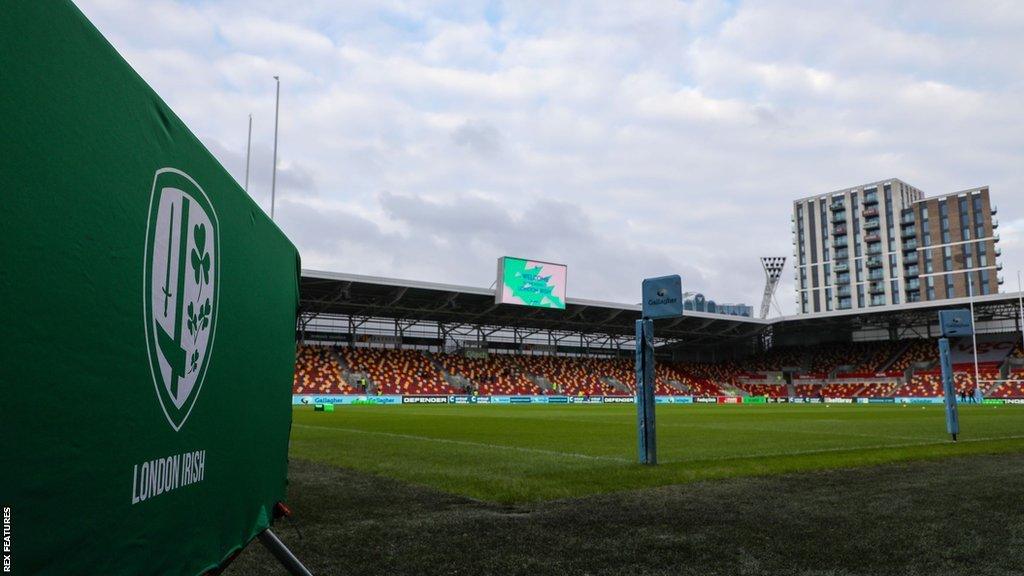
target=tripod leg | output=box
[258,528,313,576]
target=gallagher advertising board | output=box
[0,3,299,574]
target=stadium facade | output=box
[682,292,752,317]
[793,179,1001,314]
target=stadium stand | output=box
[293,338,1024,398]
[521,355,623,396]
[990,366,1024,397]
[856,382,901,397]
[435,353,541,396]
[341,348,457,395]
[293,345,361,395]
[821,382,866,398]
[794,384,820,397]
[886,339,936,374]
[734,382,788,397]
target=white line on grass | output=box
[656,421,928,443]
[293,424,630,463]
[660,434,1024,465]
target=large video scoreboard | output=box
[495,257,567,310]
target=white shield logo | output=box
[143,168,220,431]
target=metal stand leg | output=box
[258,528,314,576]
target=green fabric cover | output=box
[0,2,300,574]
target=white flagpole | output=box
[1018,270,1023,353]
[244,113,252,194]
[271,76,280,220]
[968,272,980,391]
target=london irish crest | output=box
[144,168,220,431]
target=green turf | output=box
[226,454,1024,576]
[290,403,1024,503]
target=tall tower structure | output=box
[759,257,786,319]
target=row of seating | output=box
[340,348,457,396]
[293,345,361,395]
[292,345,1024,398]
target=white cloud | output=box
[74,0,1024,311]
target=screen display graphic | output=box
[496,257,567,309]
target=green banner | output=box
[745,396,768,404]
[0,3,299,575]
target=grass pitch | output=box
[290,403,1024,503]
[226,403,1024,575]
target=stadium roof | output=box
[300,269,1024,347]
[300,269,768,346]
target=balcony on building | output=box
[831,211,847,224]
[999,275,1005,285]
[993,217,999,229]
[899,210,915,226]
[829,199,845,211]
[867,245,883,256]
[868,269,885,281]
[863,192,879,205]
[836,273,851,285]
[996,246,1002,257]
[906,279,921,291]
[834,224,848,236]
[835,248,849,260]
[864,218,881,230]
[833,237,848,248]
[994,233,1000,242]
[863,207,879,218]
[869,282,886,294]
[834,261,850,273]
[901,227,916,239]
[867,257,883,268]
[905,266,920,277]
[837,285,851,297]
[997,262,1004,271]
[865,232,881,243]
[907,291,921,303]
[838,298,852,310]
[903,253,919,265]
[902,239,918,251]
[992,205,998,215]
[871,296,887,306]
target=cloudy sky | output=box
[77,0,1024,313]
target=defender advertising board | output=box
[0,3,300,574]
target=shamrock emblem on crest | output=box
[191,223,210,286]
